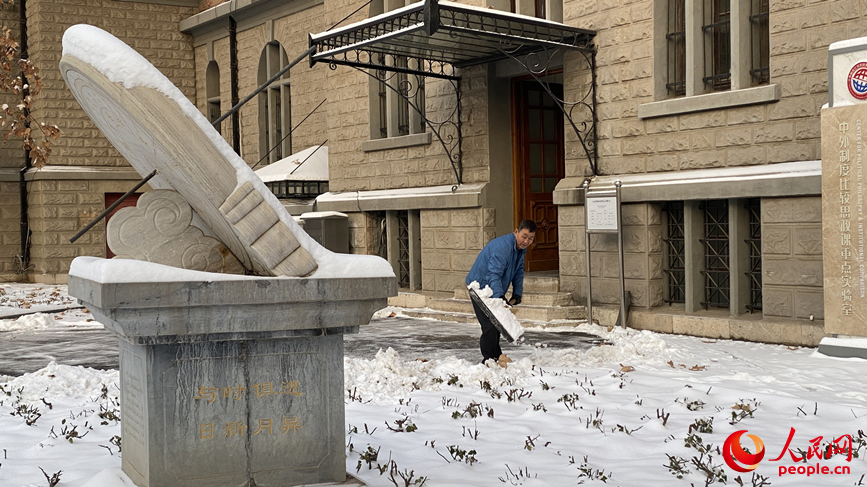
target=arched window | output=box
[206,61,221,134]
[258,42,291,164]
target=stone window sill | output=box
[116,0,197,6]
[637,84,781,119]
[362,132,432,152]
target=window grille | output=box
[745,198,762,312]
[700,200,730,308]
[397,210,410,288]
[663,202,686,304]
[749,0,770,85]
[397,71,410,136]
[415,76,426,133]
[703,0,731,92]
[666,0,686,97]
[265,181,329,199]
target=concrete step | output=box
[428,298,474,314]
[523,274,560,293]
[511,304,586,321]
[401,309,479,324]
[400,308,587,328]
[453,288,573,306]
[428,298,586,321]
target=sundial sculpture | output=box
[63,25,396,487]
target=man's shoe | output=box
[497,354,512,368]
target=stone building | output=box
[1,0,861,345]
[0,0,197,282]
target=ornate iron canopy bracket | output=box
[346,61,463,187]
[490,42,599,176]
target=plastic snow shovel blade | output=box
[468,288,518,343]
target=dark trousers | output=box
[471,299,502,362]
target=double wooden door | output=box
[512,80,564,272]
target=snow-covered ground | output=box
[1,284,866,486]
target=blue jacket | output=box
[465,233,525,299]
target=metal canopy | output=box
[309,0,596,79]
[308,0,599,184]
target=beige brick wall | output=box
[420,207,496,292]
[193,5,329,168]
[561,0,867,177]
[25,178,148,284]
[0,4,38,278]
[0,180,23,279]
[558,203,664,307]
[27,0,197,168]
[0,3,27,171]
[346,211,385,256]
[761,196,824,320]
[5,0,199,282]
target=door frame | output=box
[510,70,563,231]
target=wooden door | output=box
[513,80,564,272]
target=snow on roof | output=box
[255,145,329,182]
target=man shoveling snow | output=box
[465,220,535,367]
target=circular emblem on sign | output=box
[848,62,867,100]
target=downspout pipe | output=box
[18,0,30,270]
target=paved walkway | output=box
[0,311,604,376]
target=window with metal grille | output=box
[258,42,291,164]
[666,0,686,97]
[371,56,425,139]
[265,180,329,199]
[397,210,410,288]
[749,0,769,86]
[700,200,730,308]
[703,0,731,92]
[206,61,221,135]
[415,76,426,133]
[663,202,686,304]
[701,0,731,91]
[745,198,762,312]
[397,71,410,136]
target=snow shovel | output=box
[468,287,519,343]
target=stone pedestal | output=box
[69,259,396,487]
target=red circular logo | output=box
[723,430,766,472]
[848,62,867,100]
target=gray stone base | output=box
[590,305,826,347]
[120,334,346,487]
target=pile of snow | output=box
[0,312,55,331]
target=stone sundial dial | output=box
[62,25,396,487]
[60,25,317,277]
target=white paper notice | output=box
[586,196,618,231]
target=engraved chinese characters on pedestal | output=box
[821,106,867,335]
[107,190,244,274]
